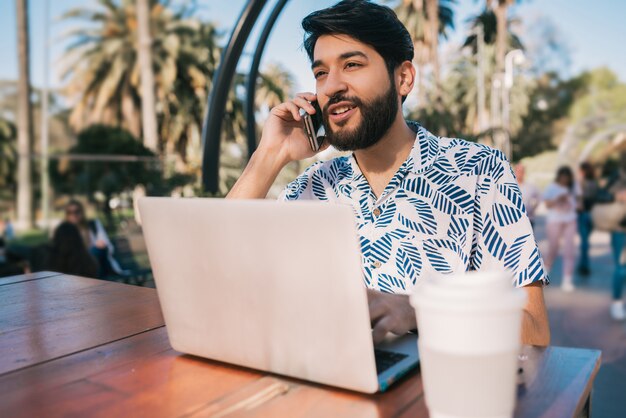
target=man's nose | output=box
[320,69,348,99]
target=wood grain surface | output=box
[0,270,62,286]
[0,274,164,374]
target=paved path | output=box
[533,215,626,417]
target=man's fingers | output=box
[372,316,393,345]
[296,92,317,102]
[292,96,316,114]
[367,289,387,325]
[275,101,302,122]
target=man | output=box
[228,0,550,346]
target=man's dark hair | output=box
[302,0,414,76]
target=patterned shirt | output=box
[279,124,548,293]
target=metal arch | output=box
[245,0,290,160]
[201,0,268,193]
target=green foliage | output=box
[569,68,626,124]
[511,72,586,161]
[50,124,160,198]
[61,0,222,164]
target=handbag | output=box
[591,201,626,232]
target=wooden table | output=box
[0,272,602,417]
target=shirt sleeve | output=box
[472,152,549,287]
[277,161,325,202]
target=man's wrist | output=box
[227,146,288,199]
[253,143,290,172]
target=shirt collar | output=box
[407,123,440,174]
[346,122,440,178]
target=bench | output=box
[105,234,153,287]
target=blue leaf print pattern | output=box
[378,273,406,293]
[423,240,452,273]
[311,171,329,201]
[376,200,397,228]
[492,203,523,227]
[498,182,525,213]
[482,214,508,260]
[395,242,422,284]
[505,234,529,272]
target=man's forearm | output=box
[520,283,550,346]
[521,310,550,346]
[227,149,287,199]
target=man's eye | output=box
[314,71,327,79]
[345,62,362,69]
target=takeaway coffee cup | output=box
[410,271,526,418]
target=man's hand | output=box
[257,92,329,166]
[367,289,417,344]
[227,92,328,199]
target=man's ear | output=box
[396,61,415,97]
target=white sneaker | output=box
[561,280,575,293]
[610,301,625,321]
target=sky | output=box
[1,0,625,94]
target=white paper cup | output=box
[410,271,526,418]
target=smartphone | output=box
[299,101,325,152]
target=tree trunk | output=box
[426,0,440,101]
[15,0,33,230]
[136,0,159,152]
[495,0,508,72]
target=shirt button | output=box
[372,261,382,268]
[373,208,381,217]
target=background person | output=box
[47,221,99,278]
[576,161,599,276]
[543,166,579,292]
[64,199,125,278]
[603,157,626,320]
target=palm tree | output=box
[392,0,455,107]
[495,0,522,72]
[136,0,159,152]
[15,0,33,229]
[462,9,523,53]
[481,0,519,71]
[462,7,524,137]
[255,63,294,112]
[0,117,17,191]
[159,20,221,169]
[61,0,214,150]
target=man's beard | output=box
[322,79,399,152]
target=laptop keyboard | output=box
[374,349,408,374]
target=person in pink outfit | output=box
[543,166,579,292]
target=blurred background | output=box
[0,1,625,415]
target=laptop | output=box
[138,197,419,393]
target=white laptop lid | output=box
[139,197,379,393]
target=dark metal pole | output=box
[201,0,268,193]
[245,0,289,160]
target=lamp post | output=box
[502,49,525,160]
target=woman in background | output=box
[64,200,124,278]
[543,166,579,292]
[48,221,99,278]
